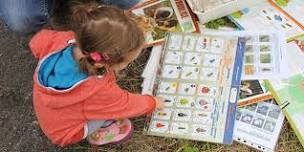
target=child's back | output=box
[30,2,161,146]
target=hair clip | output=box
[90,52,102,62]
[89,51,110,62]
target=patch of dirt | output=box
[0,22,65,152]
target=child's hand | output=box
[154,96,165,110]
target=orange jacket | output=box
[30,30,156,146]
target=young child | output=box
[29,2,164,147]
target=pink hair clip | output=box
[90,52,102,62]
[89,52,110,62]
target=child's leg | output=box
[99,0,141,9]
[0,0,54,34]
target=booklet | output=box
[143,31,246,144]
[228,1,304,41]
[234,98,285,152]
[265,36,304,147]
[131,0,198,46]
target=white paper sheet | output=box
[202,30,288,80]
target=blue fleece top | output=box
[38,45,88,90]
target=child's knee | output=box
[3,12,48,34]
[0,0,53,34]
[3,18,30,33]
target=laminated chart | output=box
[234,80,284,152]
[234,98,284,152]
[145,32,246,144]
[241,32,287,80]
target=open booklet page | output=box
[131,0,197,45]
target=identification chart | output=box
[145,32,245,144]
[200,30,288,80]
[234,98,284,152]
[242,31,287,80]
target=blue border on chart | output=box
[223,38,246,144]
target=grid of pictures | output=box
[146,32,245,144]
[237,101,281,127]
[243,35,275,76]
[234,98,284,151]
[198,30,287,80]
[237,31,288,80]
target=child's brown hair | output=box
[70,2,144,75]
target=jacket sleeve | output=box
[83,80,157,120]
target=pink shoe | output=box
[87,119,133,145]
